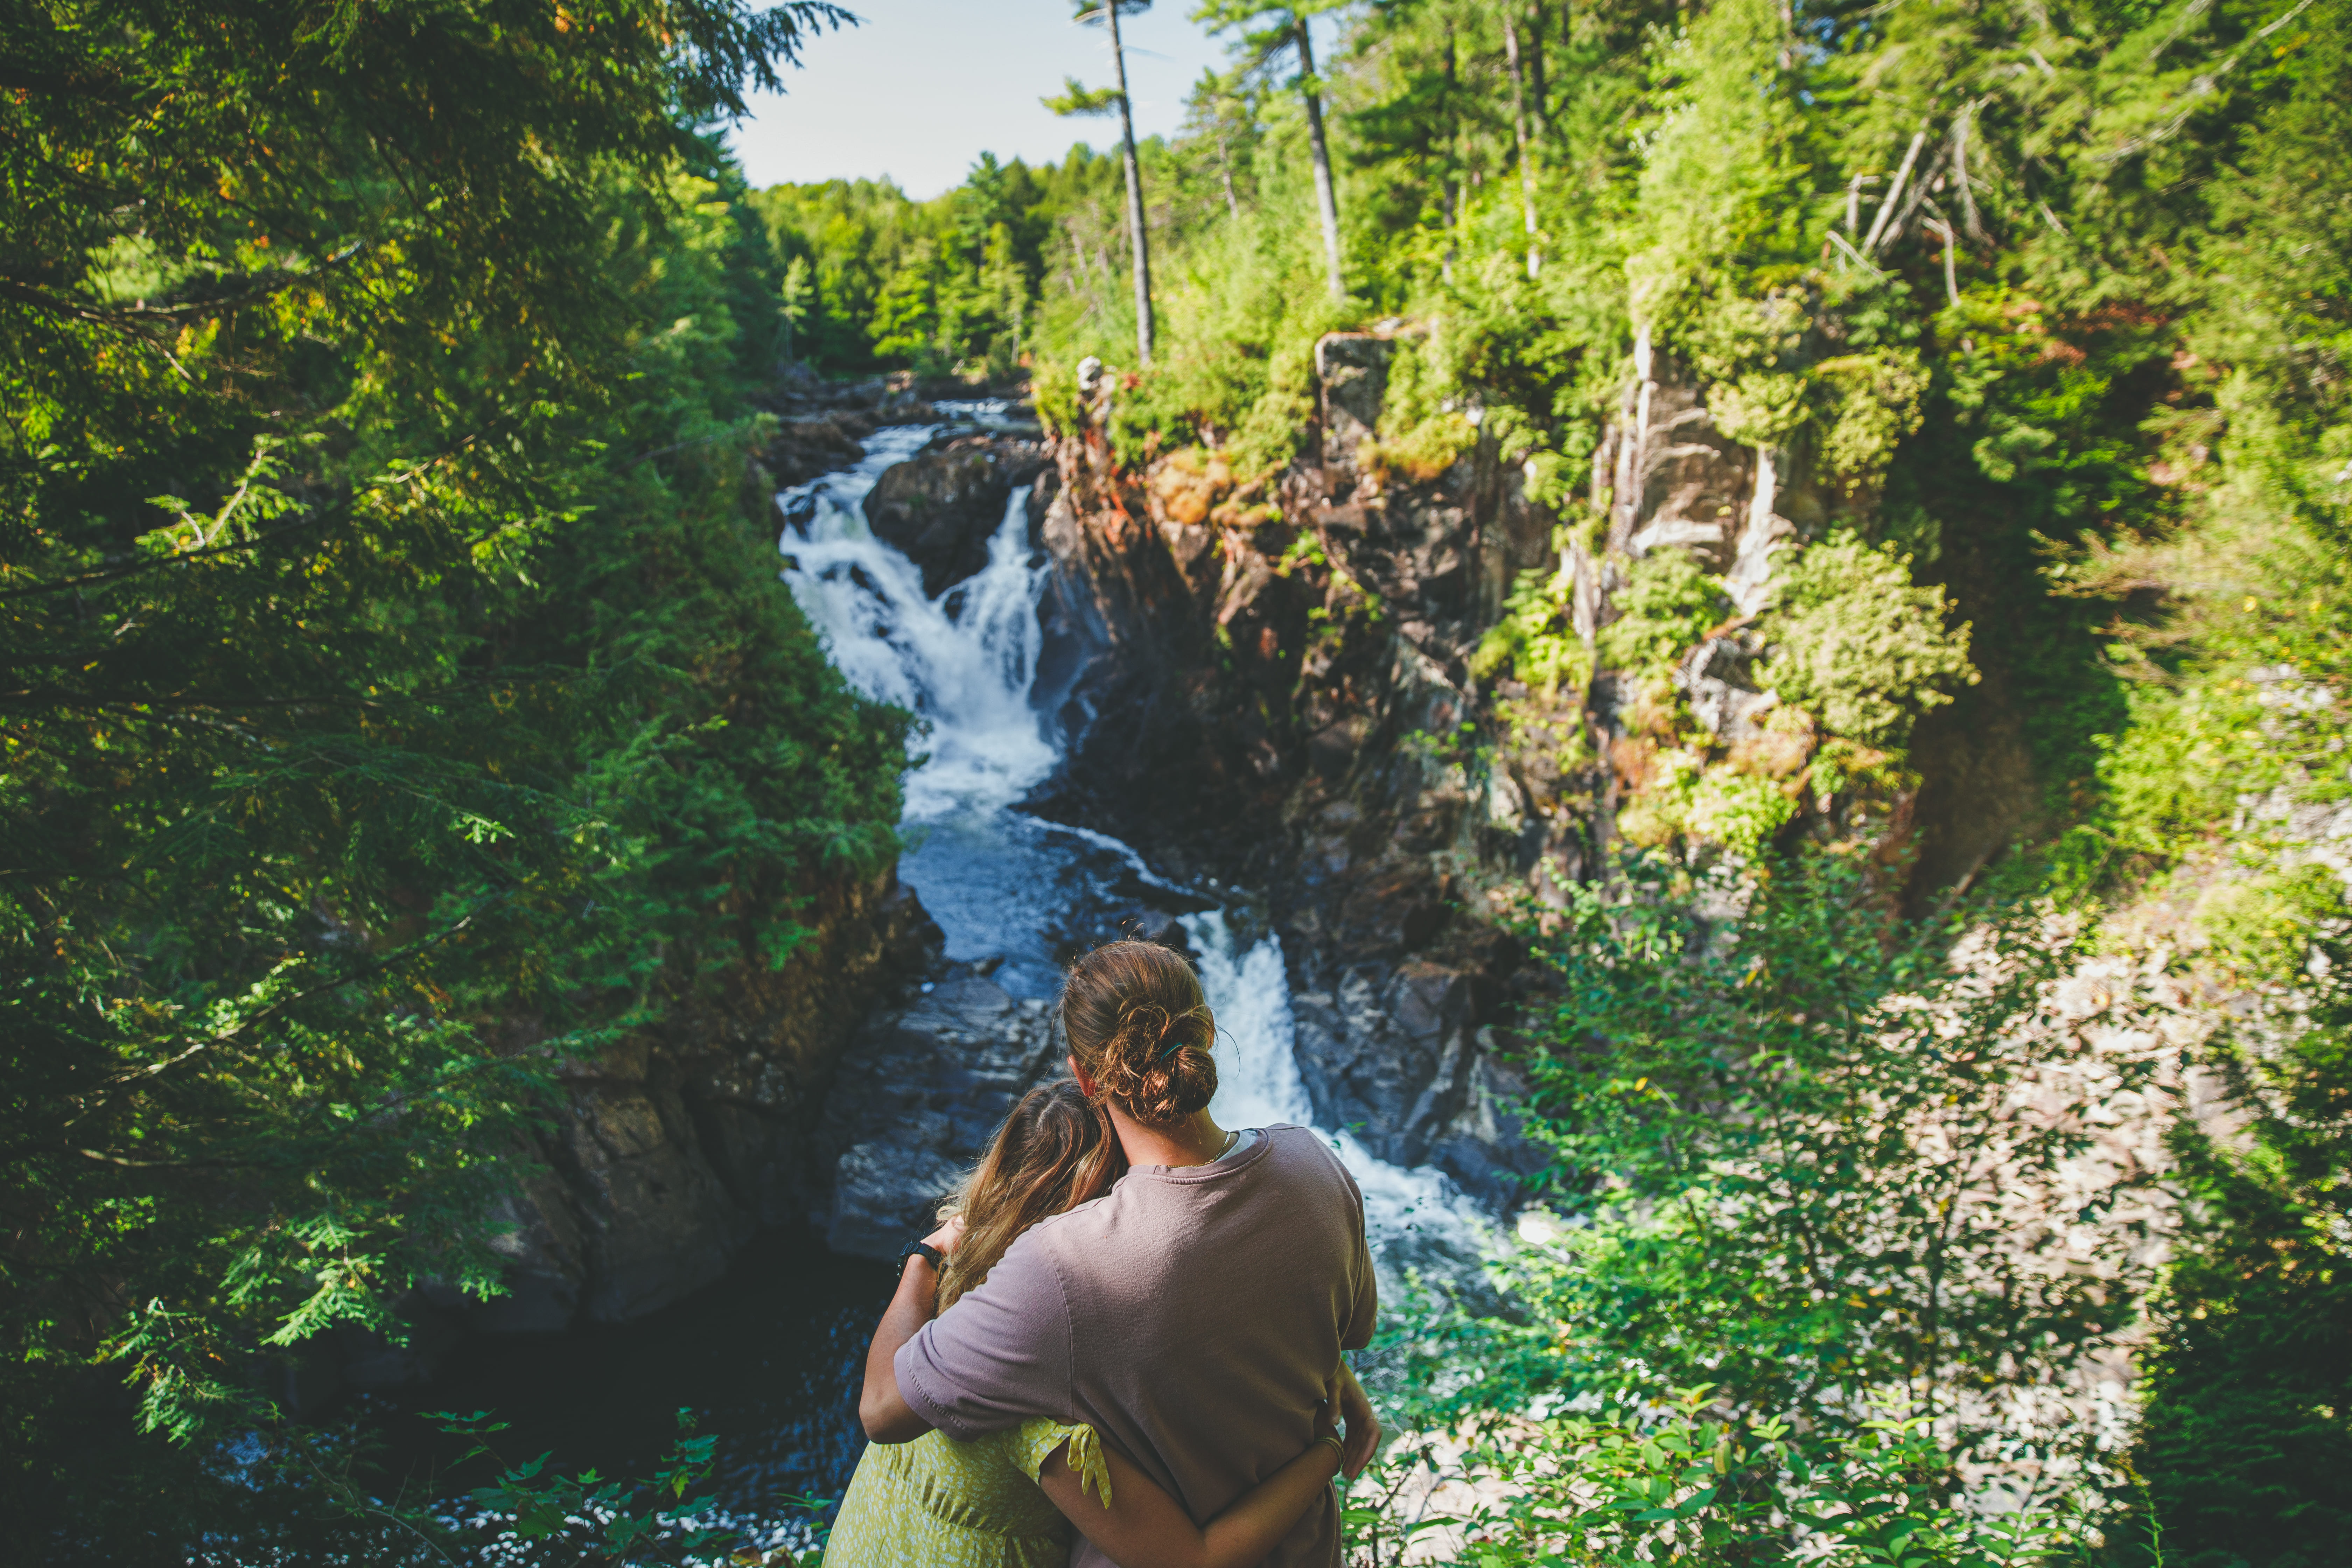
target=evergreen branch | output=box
[0,243,366,327]
[0,505,346,601]
[68,906,491,1113]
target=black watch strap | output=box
[897,1239,944,1275]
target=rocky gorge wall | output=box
[996,324,2047,1208]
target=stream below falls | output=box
[379,405,1492,1551]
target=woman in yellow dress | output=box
[820,1080,1347,1568]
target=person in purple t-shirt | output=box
[860,939,1381,1568]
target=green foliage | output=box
[1681,763,1800,857]
[1474,564,1588,698]
[1337,849,2183,1554]
[1043,76,1126,118]
[1361,336,1480,482]
[1765,532,1977,748]
[1509,853,2168,1458]
[2118,694,2352,1565]
[1813,350,1932,497]
[750,147,1060,375]
[1350,1386,2087,1566]
[91,1406,794,1566]
[1595,550,1730,686]
[0,0,906,1552]
[428,1408,741,1563]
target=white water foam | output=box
[1190,912,1493,1280]
[779,420,1492,1279]
[779,428,1056,821]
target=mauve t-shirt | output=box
[894,1123,1378,1568]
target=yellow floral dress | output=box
[820,1418,1112,1568]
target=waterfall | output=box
[778,421,1490,1277]
[779,421,1056,822]
[1189,912,1493,1277]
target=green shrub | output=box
[1764,532,1976,747]
[1596,550,1732,686]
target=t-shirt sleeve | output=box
[893,1232,1074,1441]
[1338,1161,1378,1351]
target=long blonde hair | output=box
[936,1079,1127,1312]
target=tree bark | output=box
[1525,5,1547,133]
[1105,0,1155,366]
[1502,7,1541,278]
[1294,14,1345,301]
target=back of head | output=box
[1059,940,1218,1128]
[937,1078,1124,1311]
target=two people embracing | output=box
[830,939,1381,1568]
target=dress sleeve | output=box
[894,1229,1075,1441]
[1013,1418,1113,1507]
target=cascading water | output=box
[781,420,1055,821]
[779,414,1492,1279]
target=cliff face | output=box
[1020,326,2043,1205]
[385,873,941,1356]
[1022,331,1563,1203]
[321,870,938,1396]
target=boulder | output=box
[863,437,1051,598]
[813,973,1065,1258]
[765,413,872,488]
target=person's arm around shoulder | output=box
[1034,1376,1346,1568]
[858,1218,961,1442]
[882,1214,1077,1442]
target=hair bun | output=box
[1059,942,1220,1127]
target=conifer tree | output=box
[1048,0,1160,366]
[1195,0,1351,299]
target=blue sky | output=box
[726,0,1334,199]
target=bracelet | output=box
[896,1239,943,1276]
[1314,1433,1344,1458]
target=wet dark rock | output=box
[863,437,1052,598]
[467,875,945,1336]
[765,413,873,488]
[813,973,1065,1258]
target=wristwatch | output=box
[896,1239,944,1276]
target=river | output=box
[384,404,1489,1556]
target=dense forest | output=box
[4,0,2347,1563]
[0,0,908,1558]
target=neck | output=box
[1107,1105,1231,1169]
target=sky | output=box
[726,0,1255,199]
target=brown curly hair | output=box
[1059,940,1219,1127]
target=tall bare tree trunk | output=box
[1293,14,1345,300]
[1106,1,1155,365]
[1442,20,1460,284]
[1502,7,1540,278]
[1525,6,1547,132]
